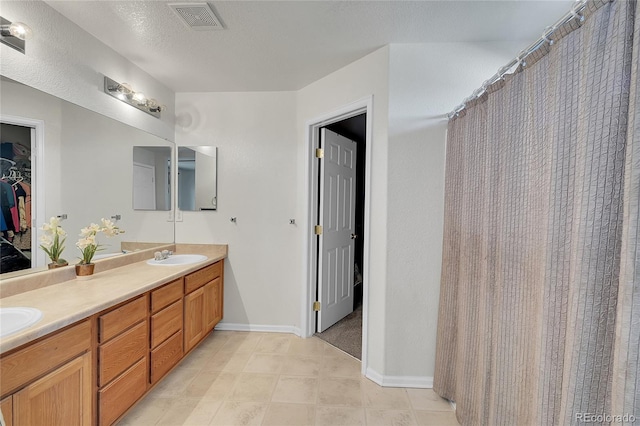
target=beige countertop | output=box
[0,244,227,354]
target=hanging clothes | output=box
[19,181,30,227]
[13,182,27,231]
[0,179,20,232]
[0,180,16,233]
[12,181,30,251]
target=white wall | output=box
[384,42,525,379]
[174,92,299,329]
[0,79,63,222]
[0,0,175,141]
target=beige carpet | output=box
[315,304,362,359]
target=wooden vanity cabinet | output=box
[184,261,223,353]
[97,295,148,426]
[0,258,224,426]
[0,320,92,426]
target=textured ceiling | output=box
[45,0,575,92]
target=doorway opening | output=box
[0,122,36,273]
[303,96,372,374]
[314,114,366,359]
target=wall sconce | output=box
[103,76,164,118]
[0,16,33,54]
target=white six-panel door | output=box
[317,129,357,332]
[132,162,156,210]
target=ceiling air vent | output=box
[168,3,224,31]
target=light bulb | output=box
[132,92,146,104]
[117,83,133,95]
[9,22,32,40]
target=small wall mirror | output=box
[178,146,217,211]
[132,146,172,211]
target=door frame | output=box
[0,114,45,269]
[301,96,373,375]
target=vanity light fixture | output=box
[103,76,164,118]
[0,16,33,54]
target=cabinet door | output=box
[184,286,205,353]
[204,277,222,332]
[14,352,91,426]
[1,395,12,426]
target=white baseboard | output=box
[215,322,302,337]
[365,367,433,388]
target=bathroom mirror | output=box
[132,146,172,211]
[178,146,218,211]
[0,76,175,278]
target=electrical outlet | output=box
[167,210,174,221]
[176,209,183,222]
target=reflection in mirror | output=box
[132,146,171,211]
[0,76,175,278]
[178,146,217,211]
[0,122,33,274]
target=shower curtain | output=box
[433,0,640,424]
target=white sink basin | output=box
[93,252,122,260]
[0,307,43,338]
[146,254,208,266]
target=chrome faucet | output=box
[154,250,173,261]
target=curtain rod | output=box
[447,0,589,120]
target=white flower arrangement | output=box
[39,216,67,265]
[76,218,124,264]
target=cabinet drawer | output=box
[99,321,147,387]
[185,261,222,294]
[0,320,91,397]
[99,358,147,426]
[99,296,147,343]
[150,331,183,384]
[151,300,182,349]
[151,278,183,314]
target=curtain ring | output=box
[542,26,555,46]
[517,50,528,68]
[570,7,585,23]
[497,65,510,80]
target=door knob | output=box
[350,233,358,239]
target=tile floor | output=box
[117,331,459,426]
